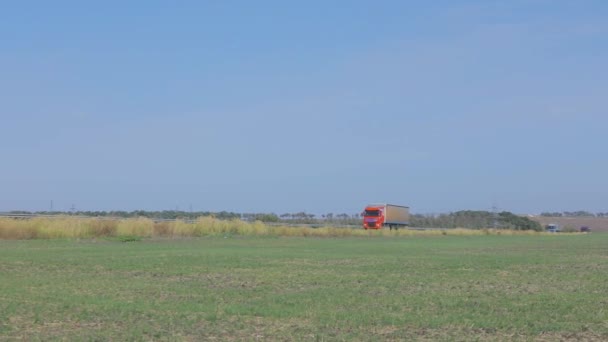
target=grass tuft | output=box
[109,235,142,242]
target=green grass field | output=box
[1,234,607,341]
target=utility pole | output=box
[491,203,500,229]
[50,200,54,212]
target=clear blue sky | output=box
[1,1,607,215]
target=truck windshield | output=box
[364,209,380,217]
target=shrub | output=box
[117,218,154,237]
[153,222,172,236]
[88,220,118,237]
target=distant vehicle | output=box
[545,223,560,233]
[580,226,591,233]
[362,204,409,230]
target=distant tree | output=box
[254,213,279,223]
[498,212,542,231]
[540,212,562,217]
[336,213,349,220]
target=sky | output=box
[1,1,607,215]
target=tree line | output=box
[410,211,542,231]
[540,211,608,217]
[5,210,359,224]
[7,209,542,230]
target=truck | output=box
[362,204,410,230]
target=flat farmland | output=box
[532,216,608,232]
[1,234,607,341]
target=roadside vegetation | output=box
[5,209,542,230]
[0,216,555,240]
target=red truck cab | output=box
[362,205,384,229]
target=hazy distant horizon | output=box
[0,201,602,218]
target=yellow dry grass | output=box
[0,216,560,240]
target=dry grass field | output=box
[0,216,555,240]
[531,216,608,232]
